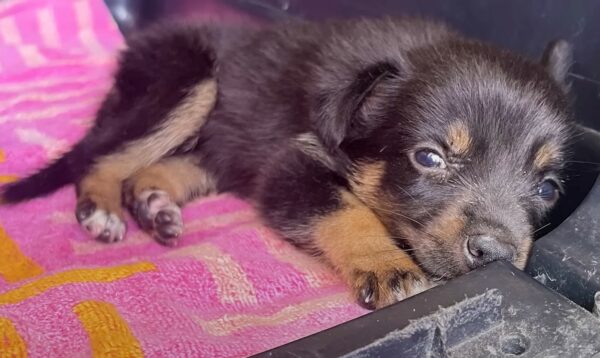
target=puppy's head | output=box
[319,39,573,280]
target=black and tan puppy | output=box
[1,18,573,309]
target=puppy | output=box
[1,18,573,309]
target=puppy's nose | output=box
[466,235,516,269]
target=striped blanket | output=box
[0,0,366,356]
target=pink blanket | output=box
[0,1,366,356]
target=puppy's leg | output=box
[74,76,217,243]
[124,155,215,246]
[257,150,431,309]
[76,165,126,243]
[314,191,432,309]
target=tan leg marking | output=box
[75,79,217,243]
[92,78,217,180]
[76,168,126,243]
[313,191,431,309]
[349,160,386,208]
[126,155,215,205]
[124,155,216,245]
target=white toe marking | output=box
[139,190,182,225]
[393,286,408,301]
[407,277,435,296]
[105,212,126,241]
[80,209,126,241]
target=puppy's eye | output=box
[537,179,559,202]
[414,149,446,169]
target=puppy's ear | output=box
[541,39,573,93]
[313,62,400,149]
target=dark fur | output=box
[1,17,573,308]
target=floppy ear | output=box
[312,62,400,149]
[541,39,573,94]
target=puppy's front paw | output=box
[76,198,126,243]
[352,268,432,310]
[131,190,183,246]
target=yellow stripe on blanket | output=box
[0,175,18,184]
[0,262,156,305]
[74,301,143,358]
[0,227,44,283]
[0,317,27,357]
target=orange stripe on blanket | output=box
[0,150,5,163]
[0,175,18,184]
[0,227,44,283]
[74,301,143,358]
[0,317,27,357]
[166,243,257,305]
[0,262,156,305]
[196,293,352,336]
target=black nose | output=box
[466,235,516,268]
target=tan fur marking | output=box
[90,79,217,183]
[314,192,415,273]
[77,79,216,213]
[533,142,559,169]
[350,161,386,207]
[313,191,424,307]
[78,170,123,216]
[514,239,532,270]
[447,122,472,154]
[427,202,466,242]
[396,199,469,276]
[126,155,216,205]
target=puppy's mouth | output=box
[393,227,469,280]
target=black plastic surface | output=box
[253,262,600,357]
[526,126,600,310]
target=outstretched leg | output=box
[256,148,432,309]
[123,155,216,246]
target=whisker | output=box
[394,183,436,220]
[532,222,551,235]
[367,204,449,244]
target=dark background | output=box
[105,0,600,130]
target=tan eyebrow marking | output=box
[447,122,472,154]
[533,142,560,169]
